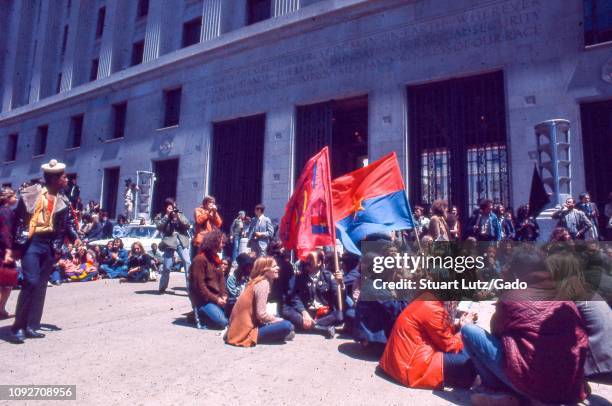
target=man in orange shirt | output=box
[193,196,222,256]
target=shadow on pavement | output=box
[586,394,612,406]
[133,289,162,295]
[38,323,62,331]
[171,287,187,292]
[432,388,470,405]
[337,341,385,362]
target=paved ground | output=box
[1,273,611,406]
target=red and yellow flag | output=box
[279,147,335,260]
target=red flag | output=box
[280,147,335,260]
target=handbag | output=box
[0,262,19,287]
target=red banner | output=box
[279,147,335,260]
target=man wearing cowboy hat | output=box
[10,159,81,344]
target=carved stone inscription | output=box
[203,0,542,103]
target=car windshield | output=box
[126,226,156,238]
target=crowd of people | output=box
[1,159,611,406]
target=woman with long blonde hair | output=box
[225,256,294,347]
[546,252,612,382]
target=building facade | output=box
[1,0,611,226]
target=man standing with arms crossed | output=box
[247,204,274,257]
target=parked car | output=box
[88,225,161,253]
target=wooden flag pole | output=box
[333,243,344,313]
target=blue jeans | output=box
[159,245,190,292]
[231,237,240,263]
[461,324,520,393]
[196,302,228,329]
[100,264,128,279]
[13,238,54,331]
[258,319,294,343]
[443,348,476,388]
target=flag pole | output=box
[323,148,343,314]
[406,191,423,254]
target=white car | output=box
[88,225,162,253]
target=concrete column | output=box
[368,85,408,179]
[143,0,163,61]
[28,0,51,103]
[146,0,182,57]
[273,0,299,17]
[220,0,247,33]
[70,0,95,87]
[1,1,25,112]
[60,0,84,91]
[97,0,134,77]
[201,0,222,41]
[262,106,295,222]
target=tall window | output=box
[4,133,18,162]
[137,0,149,18]
[96,7,106,38]
[584,0,612,46]
[111,102,127,139]
[163,87,182,127]
[61,25,69,56]
[131,40,145,66]
[34,126,48,156]
[467,144,509,213]
[68,114,84,148]
[247,0,272,25]
[420,149,450,204]
[90,58,99,81]
[56,73,63,94]
[182,18,201,48]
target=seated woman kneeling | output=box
[379,290,476,390]
[226,256,294,346]
[189,230,229,329]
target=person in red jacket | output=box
[193,196,222,256]
[462,245,589,405]
[379,291,476,390]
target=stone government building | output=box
[1,0,611,226]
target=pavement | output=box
[1,273,611,406]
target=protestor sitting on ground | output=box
[99,238,129,279]
[225,253,254,316]
[281,249,343,339]
[148,242,163,274]
[99,211,114,239]
[189,230,228,329]
[121,242,152,283]
[461,245,589,405]
[340,252,360,330]
[379,291,477,390]
[546,251,612,384]
[353,241,411,347]
[266,240,294,315]
[225,256,295,347]
[112,215,128,239]
[60,246,98,282]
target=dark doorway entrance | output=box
[408,71,510,218]
[295,95,368,179]
[210,114,265,232]
[102,167,120,218]
[152,158,179,217]
[580,100,612,223]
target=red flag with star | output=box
[279,147,335,260]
